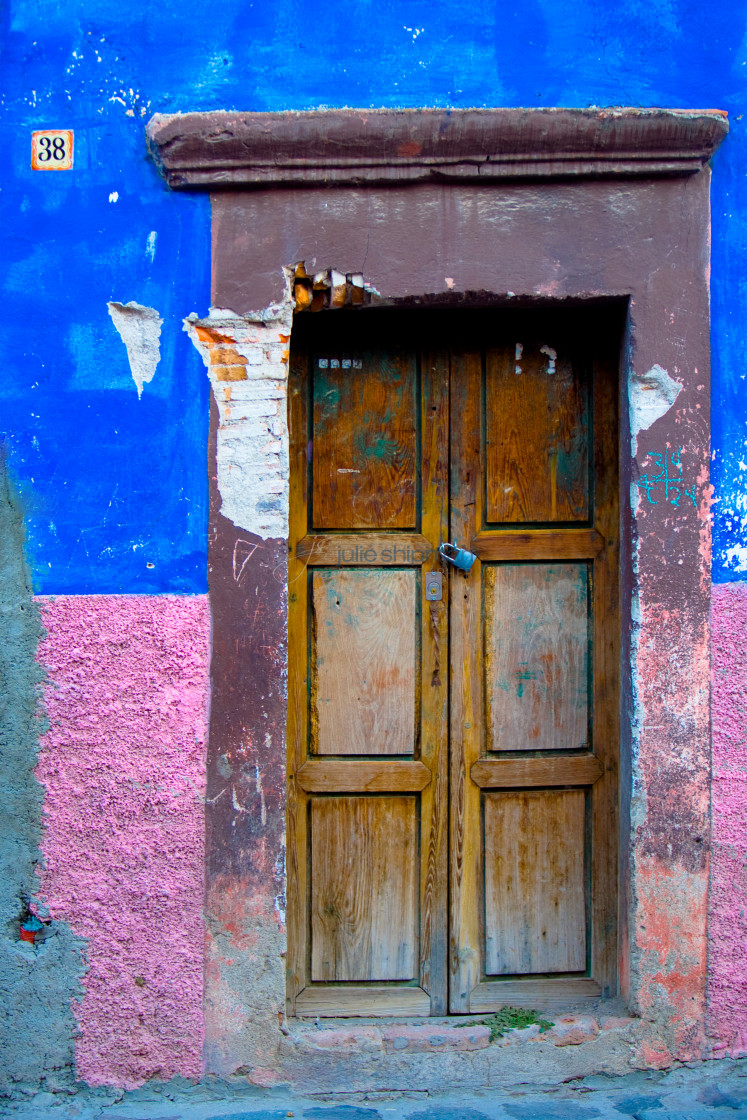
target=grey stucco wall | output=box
[0,451,86,1097]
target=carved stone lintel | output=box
[146,107,728,191]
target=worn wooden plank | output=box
[296,533,432,565]
[485,342,589,523]
[471,754,602,789]
[484,563,590,752]
[449,348,484,1012]
[312,347,417,529]
[589,328,621,998]
[471,529,603,561]
[286,343,311,1014]
[296,986,431,1017]
[418,347,450,1014]
[312,569,416,756]
[310,796,418,982]
[484,790,587,976]
[469,978,601,1012]
[297,760,431,792]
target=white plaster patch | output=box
[108,191,119,203]
[724,544,747,573]
[540,344,557,375]
[146,231,157,261]
[107,300,163,399]
[184,298,292,540]
[629,363,683,456]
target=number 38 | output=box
[32,131,73,170]
[38,135,67,161]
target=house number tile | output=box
[31,130,74,170]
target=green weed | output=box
[456,1006,554,1043]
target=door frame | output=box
[151,108,725,1062]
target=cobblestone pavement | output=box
[2,1060,747,1120]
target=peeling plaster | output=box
[107,301,163,399]
[184,293,293,540]
[629,364,683,456]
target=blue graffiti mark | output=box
[636,449,697,509]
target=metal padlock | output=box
[438,541,477,573]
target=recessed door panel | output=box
[312,569,417,757]
[485,341,590,523]
[484,790,587,976]
[483,563,590,753]
[312,348,417,529]
[310,795,418,981]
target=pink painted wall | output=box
[35,595,211,1088]
[708,583,747,1058]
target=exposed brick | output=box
[303,1026,383,1053]
[545,1015,599,1047]
[600,1016,635,1031]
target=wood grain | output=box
[297,760,431,792]
[286,344,311,1014]
[471,754,602,788]
[312,569,416,756]
[589,328,621,998]
[485,342,589,523]
[296,533,432,565]
[469,977,600,1011]
[471,529,603,561]
[448,348,484,1012]
[296,986,431,1017]
[484,790,587,975]
[418,347,450,1014]
[310,796,418,981]
[483,563,590,752]
[312,348,417,529]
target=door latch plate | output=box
[425,572,443,601]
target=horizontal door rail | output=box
[297,759,432,793]
[471,755,603,788]
[295,534,433,566]
[471,528,604,561]
[296,985,431,1017]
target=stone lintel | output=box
[146,107,728,190]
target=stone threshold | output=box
[286,1007,636,1056]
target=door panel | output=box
[485,341,590,523]
[484,790,587,976]
[312,347,417,529]
[483,563,590,753]
[289,308,620,1017]
[312,569,417,756]
[311,795,418,981]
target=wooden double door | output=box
[287,306,620,1017]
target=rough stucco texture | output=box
[708,583,747,1057]
[35,595,211,1088]
[0,461,85,1096]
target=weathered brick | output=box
[303,1026,383,1053]
[545,1015,599,1047]
[600,1015,635,1031]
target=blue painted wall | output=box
[2,0,746,591]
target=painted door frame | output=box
[150,108,727,1069]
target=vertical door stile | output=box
[448,347,483,1013]
[590,339,620,997]
[287,344,310,1015]
[419,347,450,1013]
